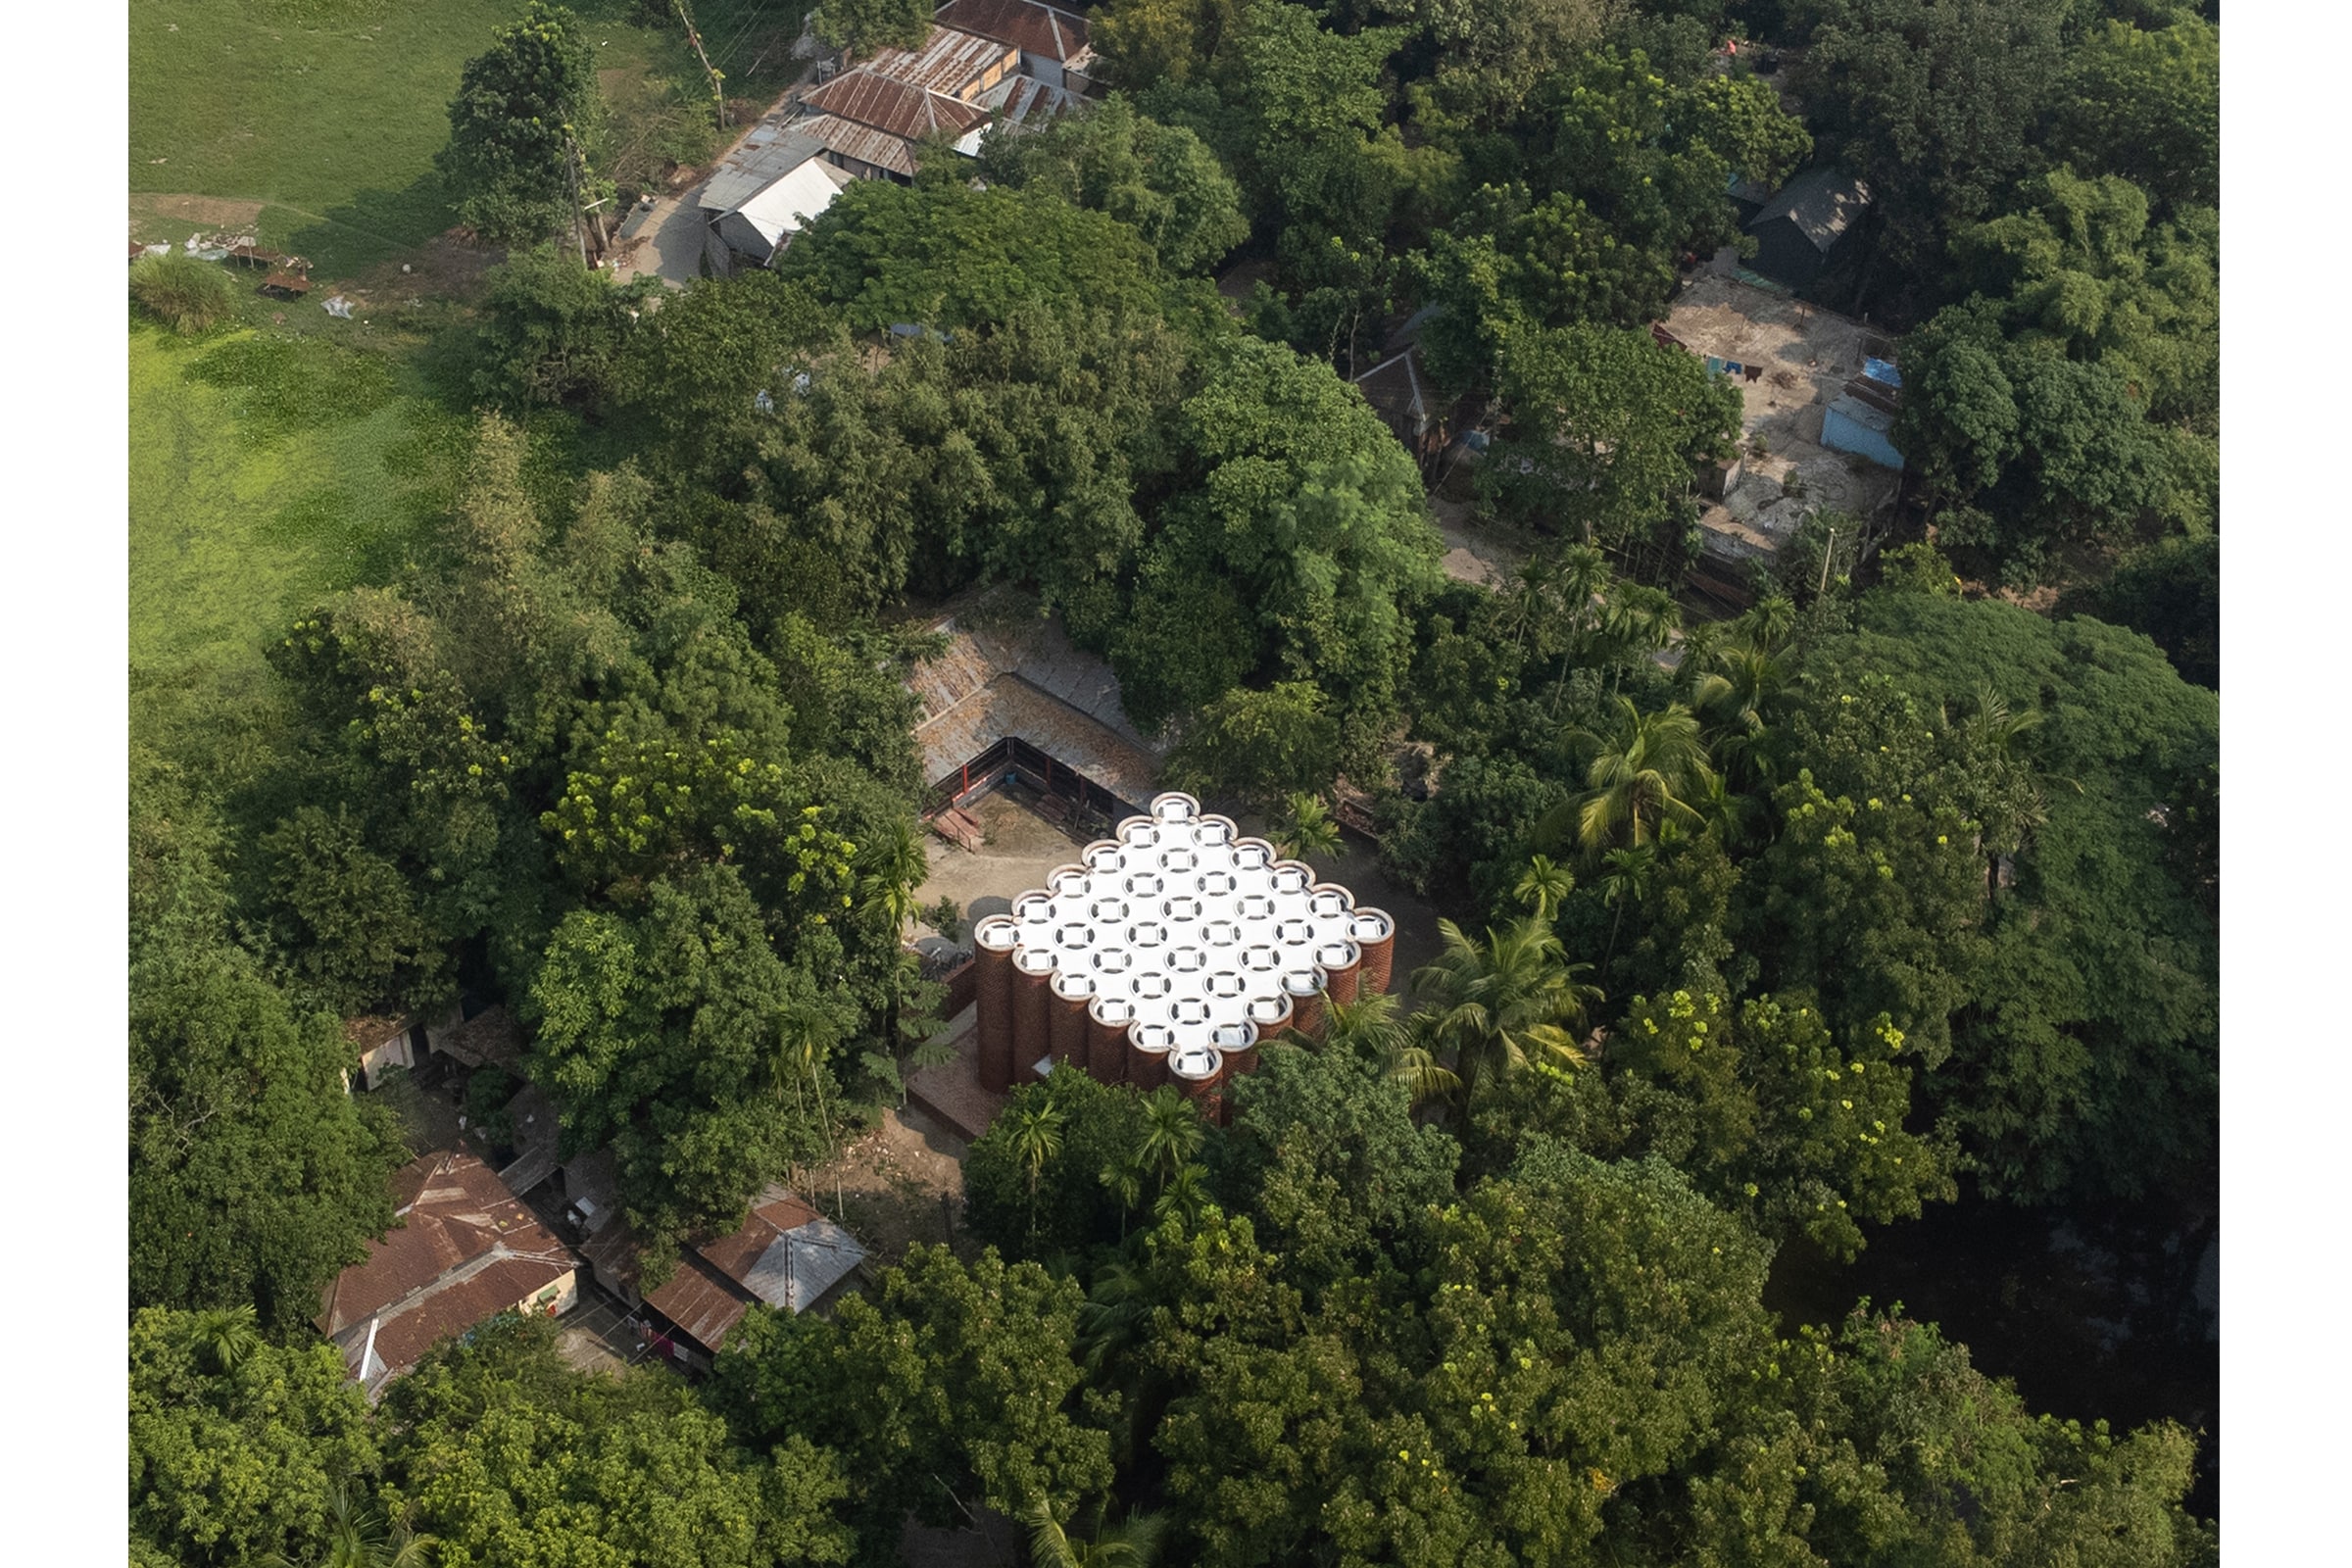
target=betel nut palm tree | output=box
[1408,915,1602,1106]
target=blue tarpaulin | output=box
[1862,357,1902,387]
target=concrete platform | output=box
[904,1005,1008,1143]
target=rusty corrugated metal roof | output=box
[803,68,989,141]
[933,0,1092,64]
[794,113,918,178]
[644,1255,751,1352]
[979,73,1076,125]
[434,1004,522,1070]
[316,1151,575,1388]
[695,1195,823,1284]
[866,26,1016,100]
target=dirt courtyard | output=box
[802,1105,977,1266]
[911,788,1095,935]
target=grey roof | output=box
[738,1217,866,1312]
[1746,168,1873,254]
[701,124,827,213]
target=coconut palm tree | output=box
[1512,854,1577,922]
[1411,916,1602,1105]
[270,1485,433,1568]
[182,1304,263,1376]
[1005,1098,1068,1239]
[1271,792,1344,864]
[1384,1024,1462,1109]
[1022,1496,1169,1567]
[1544,698,1717,858]
[1319,989,1410,1063]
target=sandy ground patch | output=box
[130,193,267,239]
[914,790,1094,927]
[1430,493,1525,590]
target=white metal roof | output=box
[725,157,853,250]
[975,792,1391,1080]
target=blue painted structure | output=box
[1821,394,1904,470]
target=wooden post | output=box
[564,132,589,268]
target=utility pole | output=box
[1819,521,1839,599]
[564,129,589,268]
[675,1,727,130]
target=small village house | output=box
[580,1194,867,1372]
[931,0,1098,91]
[316,1150,578,1398]
[1742,168,1872,289]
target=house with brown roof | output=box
[932,0,1097,91]
[802,67,993,146]
[316,1150,578,1398]
[579,1194,867,1372]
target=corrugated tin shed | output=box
[644,1256,751,1351]
[701,122,828,214]
[1747,168,1873,256]
[316,1151,576,1396]
[719,157,855,258]
[1353,348,1433,436]
[793,113,919,179]
[578,1192,866,1354]
[697,1197,865,1313]
[803,67,990,142]
[977,72,1075,126]
[933,0,1092,65]
[865,26,1017,100]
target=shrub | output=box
[130,254,237,335]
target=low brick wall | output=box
[940,956,978,1017]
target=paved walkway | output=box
[610,191,711,287]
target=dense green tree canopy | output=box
[976,95,1250,275]
[130,1307,383,1568]
[382,1314,853,1568]
[2049,16,2220,213]
[712,1247,1115,1555]
[1790,0,2066,300]
[809,0,931,59]
[526,863,854,1246]
[1482,322,1743,558]
[438,2,604,245]
[1758,592,2217,1202]
[777,178,1184,335]
[1111,336,1444,737]
[129,850,403,1328]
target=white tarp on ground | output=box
[716,158,851,263]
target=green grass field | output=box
[130,318,469,702]
[127,0,798,751]
[129,0,536,272]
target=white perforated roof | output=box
[973,793,1391,1079]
